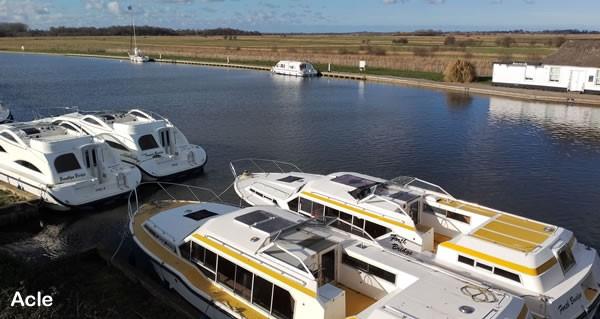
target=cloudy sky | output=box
[0,0,597,32]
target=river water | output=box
[0,52,599,263]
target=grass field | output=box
[1,33,599,79]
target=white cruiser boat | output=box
[51,109,207,180]
[272,61,319,77]
[231,159,600,319]
[129,184,532,319]
[0,121,141,210]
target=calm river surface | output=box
[0,52,599,262]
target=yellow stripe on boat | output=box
[192,234,318,298]
[436,198,498,217]
[133,201,268,319]
[301,191,416,231]
[440,241,557,276]
[517,304,529,319]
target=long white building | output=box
[492,40,600,94]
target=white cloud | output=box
[107,1,121,15]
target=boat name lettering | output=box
[558,292,583,314]
[95,186,107,192]
[59,173,86,181]
[390,234,413,256]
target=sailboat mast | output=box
[132,15,137,49]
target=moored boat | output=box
[271,61,319,77]
[0,120,141,210]
[129,183,533,319]
[51,109,207,180]
[231,159,600,319]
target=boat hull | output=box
[0,167,141,211]
[149,259,234,319]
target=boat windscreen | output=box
[22,127,41,135]
[278,175,304,183]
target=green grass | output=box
[0,250,179,319]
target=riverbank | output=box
[0,182,39,227]
[0,249,190,318]
[3,50,600,106]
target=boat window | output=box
[311,202,324,220]
[216,256,236,290]
[447,211,471,224]
[458,255,475,266]
[423,203,435,214]
[1,132,16,143]
[105,140,129,151]
[15,160,41,173]
[494,267,521,283]
[558,245,576,274]
[179,241,191,260]
[22,128,41,135]
[334,212,353,232]
[476,262,493,272]
[84,117,102,126]
[287,198,299,212]
[278,176,303,183]
[299,197,312,214]
[54,153,81,173]
[325,206,339,218]
[190,242,216,279]
[0,144,5,152]
[365,221,390,239]
[252,275,274,312]
[138,134,159,150]
[59,123,79,132]
[342,253,395,283]
[184,209,217,221]
[234,266,253,301]
[271,285,294,319]
[351,217,366,237]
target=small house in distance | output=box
[492,40,600,94]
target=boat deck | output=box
[132,200,268,319]
[336,284,377,316]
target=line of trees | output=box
[0,23,261,37]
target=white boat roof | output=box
[0,121,93,152]
[144,202,524,318]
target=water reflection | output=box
[446,92,474,109]
[489,97,600,146]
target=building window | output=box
[54,153,81,173]
[549,67,560,82]
[15,160,41,173]
[597,70,600,85]
[589,75,595,83]
[138,134,159,150]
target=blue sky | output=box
[0,0,598,32]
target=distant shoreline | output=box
[3,50,600,107]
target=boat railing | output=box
[205,234,311,288]
[326,217,384,249]
[127,181,226,219]
[32,106,80,120]
[229,158,302,178]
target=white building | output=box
[492,40,600,94]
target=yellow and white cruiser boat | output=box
[51,109,207,180]
[231,159,600,319]
[129,184,532,319]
